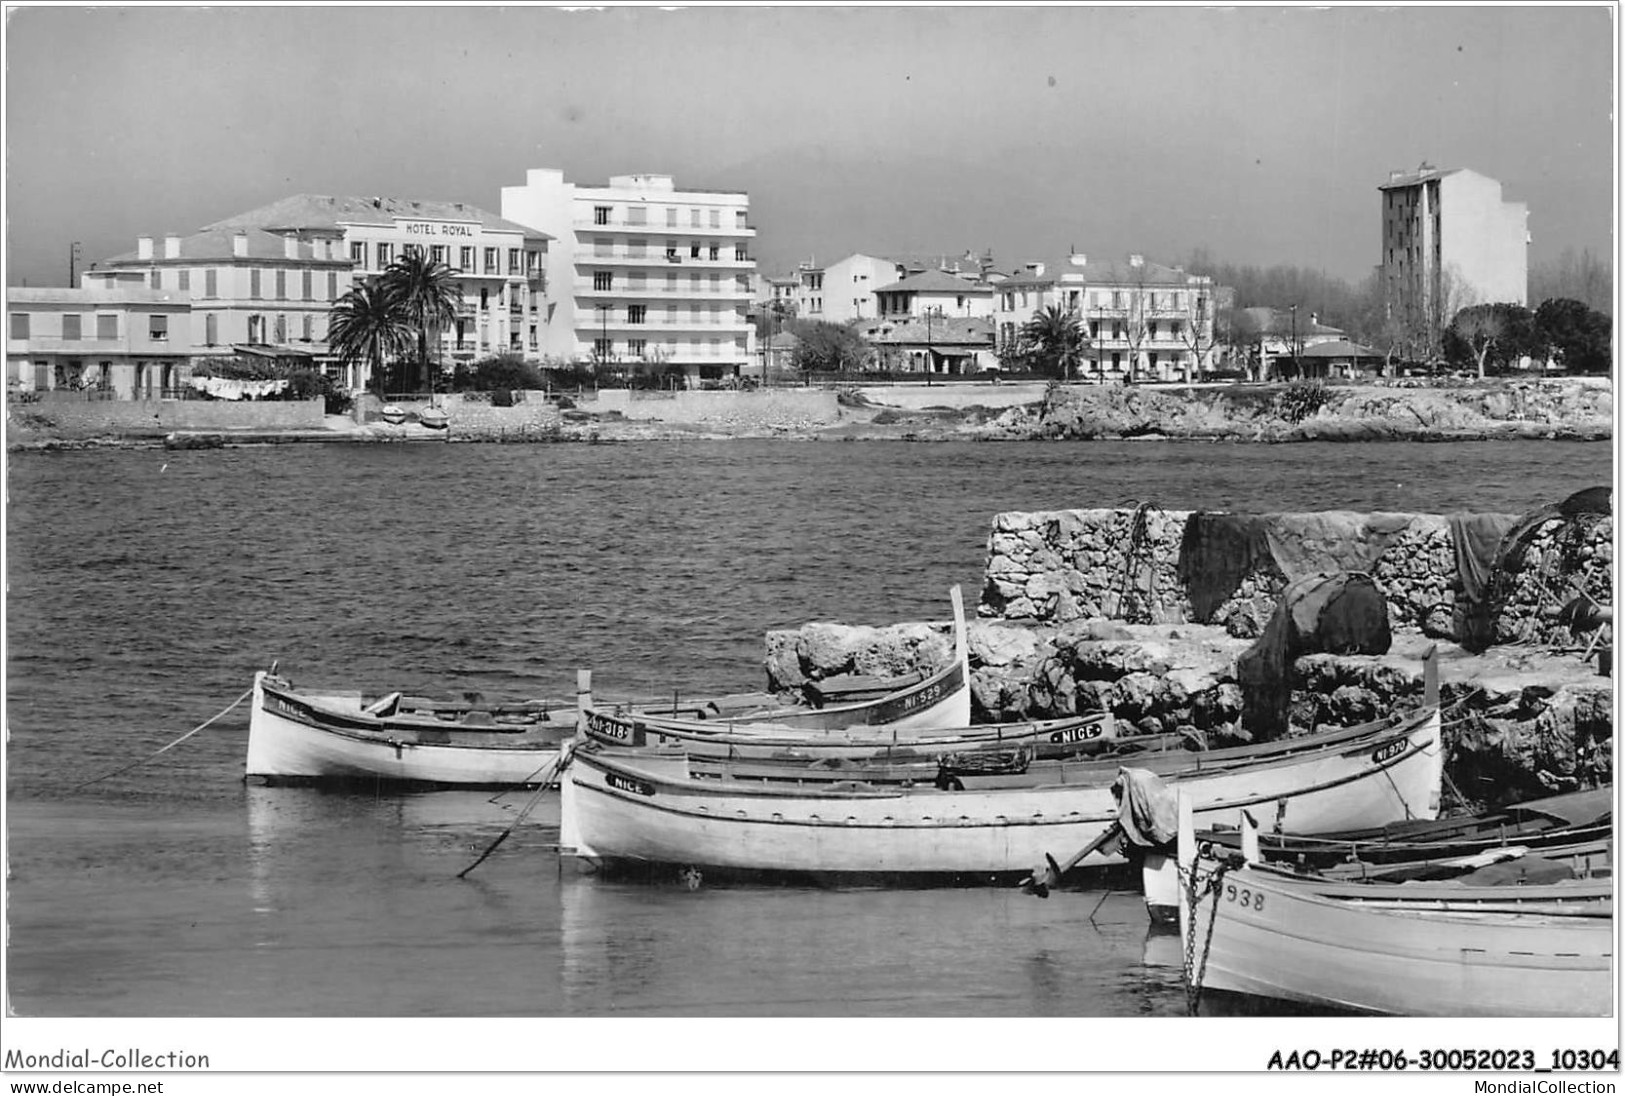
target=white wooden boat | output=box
[557,703,1442,881]
[581,585,973,746]
[418,405,449,430]
[380,404,406,425]
[246,670,574,787]
[1174,795,1614,1017]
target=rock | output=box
[967,622,1042,668]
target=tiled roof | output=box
[1001,254,1197,289]
[1241,307,1345,338]
[873,269,994,295]
[101,227,347,265]
[202,194,551,239]
[1299,339,1382,358]
[857,316,993,345]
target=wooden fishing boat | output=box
[418,405,449,430]
[1174,795,1614,1017]
[379,404,406,425]
[1142,787,1612,920]
[557,703,1442,882]
[246,670,576,787]
[580,586,973,745]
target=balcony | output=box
[574,220,755,238]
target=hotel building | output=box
[501,169,755,384]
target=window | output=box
[666,272,677,291]
[709,209,720,228]
[594,238,612,258]
[404,244,424,261]
[430,245,447,265]
[527,250,541,274]
[274,270,286,299]
[628,272,646,290]
[327,272,338,300]
[666,304,677,323]
[629,338,647,357]
[627,238,646,258]
[529,324,538,349]
[205,314,218,346]
[594,337,612,358]
[62,314,81,341]
[303,314,314,341]
[666,243,679,262]
[205,269,218,297]
[149,314,168,341]
[508,249,521,274]
[377,242,393,268]
[480,288,489,310]
[690,243,702,260]
[484,247,498,274]
[735,246,748,261]
[9,313,28,339]
[709,245,720,261]
[458,247,473,271]
[690,208,702,227]
[178,269,191,292]
[627,206,646,226]
[151,270,162,290]
[594,271,613,291]
[628,305,646,324]
[666,208,678,227]
[251,269,262,298]
[351,242,365,265]
[97,314,118,340]
[736,210,748,228]
[302,270,313,300]
[594,206,611,226]
[1111,291,1123,308]
[274,314,287,343]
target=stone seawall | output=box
[9,396,325,435]
[979,506,1612,647]
[596,388,841,429]
[764,503,1613,805]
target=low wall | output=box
[596,388,840,426]
[855,383,1046,411]
[980,506,1613,646]
[9,396,325,434]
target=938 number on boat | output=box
[1224,883,1265,912]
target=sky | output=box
[4,4,1616,288]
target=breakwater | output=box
[765,501,1614,803]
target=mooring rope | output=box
[457,742,576,880]
[71,686,254,791]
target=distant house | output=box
[873,268,995,320]
[857,315,996,376]
[1237,307,1347,380]
[1297,339,1385,379]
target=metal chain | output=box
[1181,857,1232,1016]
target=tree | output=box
[380,250,461,393]
[1534,298,1612,374]
[1176,285,1218,383]
[1020,303,1088,379]
[1442,303,1535,378]
[327,279,413,397]
[786,319,872,373]
[1530,249,1612,316]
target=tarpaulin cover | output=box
[1449,512,1520,653]
[1113,766,1178,847]
[1237,571,1392,739]
[1176,511,1414,623]
[1177,513,1272,622]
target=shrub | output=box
[1273,380,1331,423]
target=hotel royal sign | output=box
[400,220,481,238]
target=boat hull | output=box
[246,673,569,787]
[559,707,1443,878]
[1177,858,1613,1017]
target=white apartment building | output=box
[995,253,1215,383]
[1379,164,1529,346]
[502,169,755,384]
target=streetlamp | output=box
[925,306,935,386]
[1289,303,1300,381]
[68,241,82,288]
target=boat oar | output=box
[456,744,572,880]
[1019,822,1124,898]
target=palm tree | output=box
[380,250,461,394]
[1022,303,1089,380]
[328,279,412,399]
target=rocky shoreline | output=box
[6,377,1612,449]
